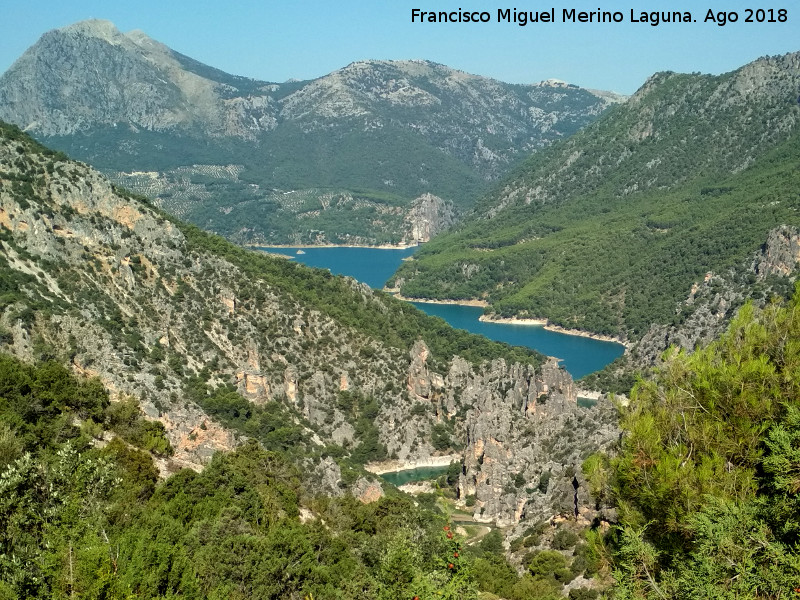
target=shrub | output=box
[552,528,580,550]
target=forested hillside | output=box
[393,52,800,339]
[0,119,628,544]
[4,249,799,599]
[0,118,556,469]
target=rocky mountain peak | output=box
[59,18,124,42]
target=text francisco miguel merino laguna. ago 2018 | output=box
[411,8,788,27]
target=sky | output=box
[2,1,799,95]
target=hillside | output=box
[392,52,800,345]
[3,130,797,597]
[0,119,622,534]
[0,352,484,599]
[0,19,623,245]
[593,287,800,598]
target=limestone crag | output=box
[457,359,618,526]
[403,193,456,243]
[753,225,800,278]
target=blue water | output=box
[409,302,623,379]
[380,465,452,486]
[259,246,624,378]
[262,246,416,289]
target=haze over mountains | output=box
[0,19,624,245]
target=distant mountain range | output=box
[0,19,624,245]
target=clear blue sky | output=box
[2,1,798,94]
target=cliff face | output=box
[403,193,456,243]
[0,124,603,524]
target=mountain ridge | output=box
[392,50,800,347]
[0,19,624,245]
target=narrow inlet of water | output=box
[379,465,453,487]
[259,246,624,378]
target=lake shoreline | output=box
[409,302,627,347]
[482,313,629,346]
[478,314,547,326]
[252,242,419,250]
[365,453,463,475]
[543,323,628,347]
[249,245,625,375]
[390,292,489,308]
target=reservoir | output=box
[263,245,417,289]
[261,246,624,378]
[379,465,452,487]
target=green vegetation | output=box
[394,64,800,339]
[171,211,545,370]
[0,352,497,599]
[43,112,491,247]
[467,525,599,600]
[588,287,800,597]
[0,119,551,496]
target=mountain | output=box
[391,52,800,352]
[3,124,798,599]
[0,19,624,245]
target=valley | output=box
[0,14,799,600]
[261,245,625,377]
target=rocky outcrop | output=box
[753,225,800,278]
[455,358,618,526]
[632,226,800,369]
[404,194,456,243]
